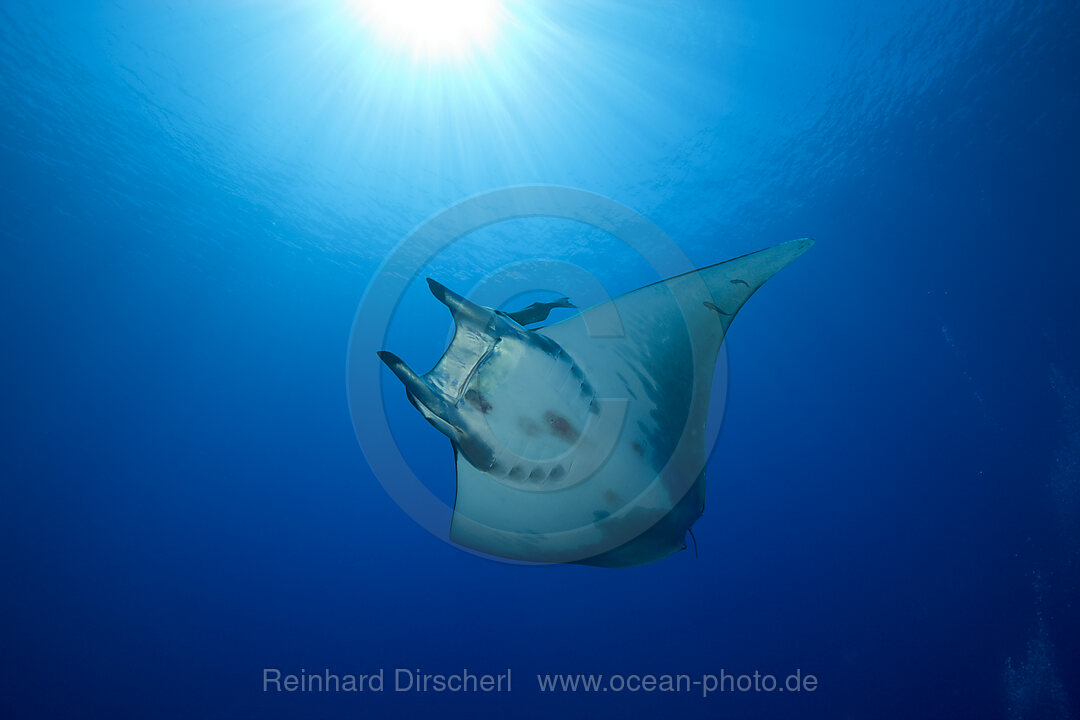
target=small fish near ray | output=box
[378,238,814,567]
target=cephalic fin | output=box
[426,278,492,328]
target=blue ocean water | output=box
[2,0,1078,717]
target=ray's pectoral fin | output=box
[504,297,577,326]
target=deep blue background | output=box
[2,1,1078,718]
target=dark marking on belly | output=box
[603,489,620,505]
[703,301,731,317]
[593,510,610,522]
[544,411,579,442]
[465,388,492,414]
[730,278,750,287]
[631,440,646,457]
[518,417,541,436]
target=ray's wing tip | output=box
[774,237,816,263]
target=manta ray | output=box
[379,238,813,567]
